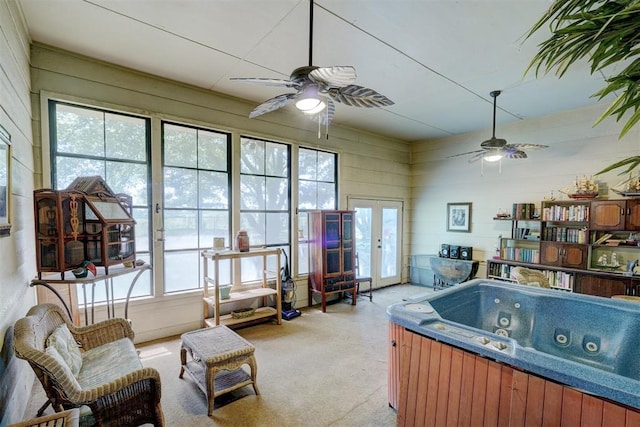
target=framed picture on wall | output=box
[447,202,471,232]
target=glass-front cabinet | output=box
[34,176,136,278]
[308,210,356,312]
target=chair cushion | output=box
[77,338,142,389]
[46,324,82,376]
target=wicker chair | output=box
[13,304,164,427]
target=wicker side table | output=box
[179,325,259,415]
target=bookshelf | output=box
[490,199,640,298]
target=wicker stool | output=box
[179,325,259,415]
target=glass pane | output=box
[318,182,336,209]
[164,167,197,208]
[164,124,197,168]
[105,112,146,161]
[240,175,265,210]
[106,161,148,205]
[56,157,104,189]
[298,148,316,180]
[56,104,104,156]
[164,210,198,250]
[240,256,263,283]
[298,242,309,275]
[298,181,317,210]
[240,212,264,246]
[199,170,229,209]
[326,250,340,274]
[266,142,287,177]
[317,151,335,182]
[355,207,372,277]
[164,251,200,292]
[125,253,152,299]
[198,130,227,171]
[200,210,229,249]
[381,207,398,278]
[240,138,264,174]
[266,212,288,245]
[204,257,232,287]
[266,177,288,210]
[133,207,149,252]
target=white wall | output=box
[0,0,37,424]
[410,101,640,278]
[29,43,411,343]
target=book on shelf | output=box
[594,233,613,245]
[512,203,536,220]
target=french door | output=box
[348,198,403,288]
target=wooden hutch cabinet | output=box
[590,199,640,230]
[489,198,640,298]
[308,210,356,312]
[34,176,136,278]
[539,241,588,269]
[575,273,630,298]
[539,201,589,269]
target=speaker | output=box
[460,246,473,260]
[449,245,460,259]
[440,244,450,258]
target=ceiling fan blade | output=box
[446,149,484,159]
[506,143,549,151]
[328,85,394,107]
[502,149,528,159]
[304,98,335,125]
[309,66,357,88]
[468,152,486,163]
[230,77,300,89]
[248,93,297,118]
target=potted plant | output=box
[526,1,640,176]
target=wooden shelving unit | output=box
[201,248,281,328]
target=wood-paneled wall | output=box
[393,325,640,427]
[0,0,38,424]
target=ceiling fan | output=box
[449,90,548,163]
[230,0,394,127]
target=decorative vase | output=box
[219,284,231,300]
[236,231,250,252]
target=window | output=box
[49,101,151,300]
[162,122,231,293]
[297,148,337,274]
[240,136,290,282]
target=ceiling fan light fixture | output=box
[295,85,326,113]
[483,150,503,162]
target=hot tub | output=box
[387,279,640,409]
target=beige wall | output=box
[29,43,411,342]
[410,101,639,278]
[0,0,37,424]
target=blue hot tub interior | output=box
[416,281,640,379]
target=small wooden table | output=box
[179,325,259,415]
[428,255,479,290]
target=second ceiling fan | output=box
[230,0,394,126]
[450,90,548,163]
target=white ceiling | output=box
[18,0,610,142]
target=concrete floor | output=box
[25,283,433,426]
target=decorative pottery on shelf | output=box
[219,284,232,300]
[559,175,599,199]
[231,307,256,319]
[235,230,250,252]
